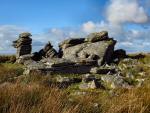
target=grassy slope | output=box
[0,54,150,113]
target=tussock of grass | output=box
[0,83,97,113]
[0,63,24,83]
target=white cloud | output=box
[106,0,149,24]
[119,42,133,46]
[82,21,96,33]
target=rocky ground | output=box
[0,53,150,113]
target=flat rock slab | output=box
[24,61,95,75]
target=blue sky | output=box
[0,0,106,33]
[0,0,150,54]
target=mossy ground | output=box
[0,53,150,113]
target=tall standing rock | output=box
[12,32,32,59]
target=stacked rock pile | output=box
[12,31,127,75]
[20,31,118,75]
[32,41,58,61]
[12,32,32,59]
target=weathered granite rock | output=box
[61,38,116,65]
[84,31,108,42]
[58,38,85,57]
[101,75,129,89]
[23,58,96,75]
[90,67,116,74]
[16,31,132,81]
[23,61,46,75]
[12,32,32,59]
[19,32,32,38]
[82,74,96,82]
[16,45,32,57]
[40,41,58,58]
[32,41,58,61]
[79,80,99,90]
[59,38,85,49]
[15,54,34,64]
[41,58,75,67]
[56,76,81,84]
[46,65,94,74]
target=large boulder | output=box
[61,38,116,65]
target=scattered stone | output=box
[72,91,87,96]
[136,79,145,87]
[101,75,129,89]
[82,74,96,82]
[56,76,81,83]
[15,54,34,64]
[56,76,71,83]
[79,80,99,90]
[79,83,90,90]
[90,67,116,74]
[89,80,98,89]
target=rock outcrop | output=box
[13,31,120,75]
[12,32,32,59]
[12,31,145,90]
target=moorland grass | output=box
[0,54,150,113]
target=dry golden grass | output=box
[100,86,150,113]
[0,54,150,113]
[1,82,150,113]
[0,83,95,113]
